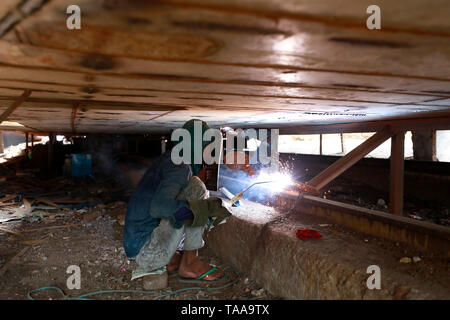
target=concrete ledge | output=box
[206,201,449,299]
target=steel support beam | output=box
[25,131,29,158]
[389,131,405,216]
[47,132,55,170]
[306,126,394,191]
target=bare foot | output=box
[178,250,225,281]
[167,251,183,272]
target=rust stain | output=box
[148,110,176,121]
[81,86,101,94]
[26,22,223,60]
[329,37,412,48]
[81,54,116,71]
[172,21,291,36]
[126,17,152,25]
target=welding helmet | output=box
[181,119,211,175]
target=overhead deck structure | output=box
[0,0,448,134]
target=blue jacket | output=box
[123,151,192,258]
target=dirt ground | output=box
[0,205,278,300]
[0,164,447,300]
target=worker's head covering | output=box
[181,119,211,175]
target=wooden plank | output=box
[279,113,450,134]
[5,106,450,135]
[6,2,449,77]
[389,131,405,216]
[21,223,80,233]
[307,126,394,191]
[35,197,61,209]
[0,87,447,118]
[0,90,31,125]
[0,86,447,121]
[0,78,446,107]
[0,225,21,236]
[143,0,450,37]
[0,45,449,96]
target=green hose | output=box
[27,277,239,300]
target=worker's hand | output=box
[187,197,232,227]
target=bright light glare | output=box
[254,171,293,193]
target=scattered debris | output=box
[251,288,265,297]
[412,257,421,263]
[0,246,31,277]
[399,257,412,264]
[393,285,412,300]
[377,199,386,207]
[20,239,48,246]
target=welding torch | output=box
[229,176,315,205]
[230,180,274,204]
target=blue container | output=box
[71,154,92,177]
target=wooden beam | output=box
[0,130,4,153]
[25,131,29,158]
[0,89,31,124]
[307,126,394,191]
[319,134,323,155]
[0,0,49,38]
[389,132,405,216]
[71,103,79,133]
[47,132,54,170]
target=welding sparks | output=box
[230,171,295,205]
[254,171,294,193]
[231,172,294,203]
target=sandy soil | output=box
[0,209,277,300]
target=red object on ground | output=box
[296,228,322,240]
